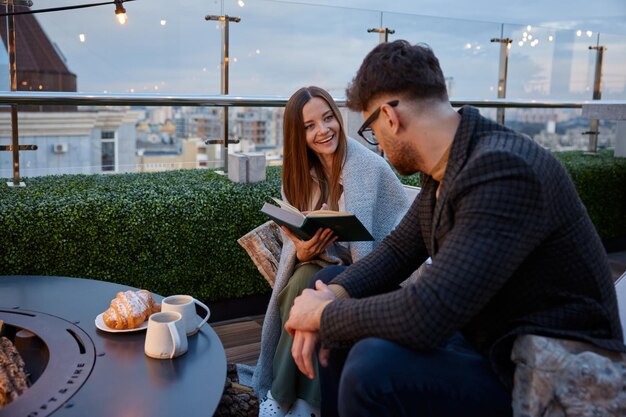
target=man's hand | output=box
[291,330,318,378]
[285,280,336,335]
[286,280,336,378]
[291,330,331,379]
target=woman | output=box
[240,86,411,417]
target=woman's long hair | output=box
[282,86,347,212]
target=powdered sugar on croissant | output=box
[102,290,159,330]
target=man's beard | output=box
[389,141,421,176]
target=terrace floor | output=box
[213,314,264,366]
[213,250,626,367]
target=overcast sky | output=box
[25,0,626,98]
[292,0,626,34]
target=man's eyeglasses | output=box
[357,100,399,146]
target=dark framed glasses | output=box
[357,100,399,146]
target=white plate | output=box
[94,312,148,333]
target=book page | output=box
[307,210,351,217]
[271,197,350,218]
[271,197,302,216]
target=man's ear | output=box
[381,103,400,134]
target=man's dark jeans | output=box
[311,266,512,417]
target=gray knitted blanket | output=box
[238,138,411,400]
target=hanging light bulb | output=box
[114,0,127,25]
[116,12,127,25]
[5,0,33,5]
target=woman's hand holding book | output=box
[284,226,337,262]
[284,204,338,262]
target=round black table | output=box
[0,275,227,417]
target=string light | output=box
[114,0,127,25]
[0,0,135,22]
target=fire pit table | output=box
[0,275,227,417]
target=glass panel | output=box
[381,13,502,100]
[223,0,381,96]
[504,24,596,100]
[34,0,222,94]
[499,25,626,150]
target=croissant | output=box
[102,290,159,330]
[0,337,28,409]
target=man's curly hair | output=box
[346,40,448,111]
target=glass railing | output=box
[0,92,623,181]
[0,0,624,179]
[20,0,625,98]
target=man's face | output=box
[361,101,419,176]
[357,100,397,147]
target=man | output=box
[284,40,626,417]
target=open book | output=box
[260,197,374,242]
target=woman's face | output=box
[302,97,340,160]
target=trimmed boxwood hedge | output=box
[0,150,623,304]
[555,149,626,243]
[0,168,282,302]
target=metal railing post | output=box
[205,14,240,173]
[585,42,606,154]
[491,25,512,125]
[1,0,37,186]
[222,16,230,173]
[368,12,395,43]
[367,17,394,157]
[7,0,23,187]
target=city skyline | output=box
[18,0,625,99]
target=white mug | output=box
[144,311,188,359]
[161,295,210,336]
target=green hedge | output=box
[0,168,282,302]
[0,151,623,303]
[555,149,626,242]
